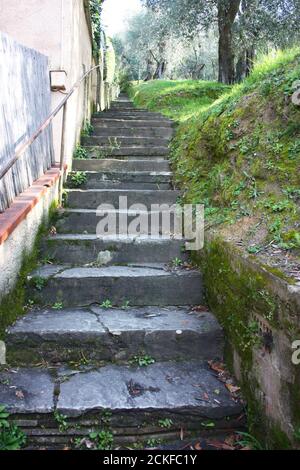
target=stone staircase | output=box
[0,94,245,449]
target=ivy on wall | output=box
[89,0,104,51]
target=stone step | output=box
[66,189,180,210]
[72,159,170,172]
[0,362,245,449]
[55,208,180,235]
[95,110,168,119]
[110,106,148,111]
[66,171,173,190]
[92,118,174,128]
[27,264,203,307]
[83,146,169,157]
[43,235,186,265]
[91,125,174,138]
[6,306,223,365]
[93,114,173,123]
[82,136,170,147]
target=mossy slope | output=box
[131,49,300,278]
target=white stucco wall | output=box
[0,181,60,300]
[0,0,94,168]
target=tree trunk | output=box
[218,0,241,84]
[236,51,246,82]
[246,46,255,76]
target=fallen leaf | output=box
[192,305,208,313]
[225,384,241,394]
[15,390,24,399]
[194,442,202,450]
[208,360,226,374]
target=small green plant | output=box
[121,300,130,310]
[52,302,63,310]
[100,299,113,309]
[89,430,114,450]
[0,405,26,450]
[32,276,46,291]
[70,171,87,188]
[158,418,173,429]
[146,438,161,448]
[171,257,183,268]
[40,255,55,265]
[129,355,155,367]
[81,121,94,137]
[74,145,87,160]
[201,421,215,428]
[236,432,265,450]
[108,137,121,151]
[247,245,262,254]
[54,411,69,433]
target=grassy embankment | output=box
[130,50,300,280]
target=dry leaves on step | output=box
[191,305,208,313]
[49,226,57,236]
[225,383,241,394]
[15,390,24,399]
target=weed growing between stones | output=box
[236,432,266,450]
[81,121,94,137]
[69,171,88,188]
[129,355,156,367]
[52,302,63,310]
[0,405,26,450]
[73,145,87,160]
[158,418,173,429]
[30,277,47,291]
[54,411,69,433]
[100,299,113,309]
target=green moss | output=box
[0,202,58,339]
[193,239,281,364]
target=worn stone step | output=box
[93,114,174,123]
[92,118,174,128]
[83,146,169,157]
[43,235,186,265]
[0,362,245,449]
[66,189,180,210]
[95,110,169,119]
[66,171,173,190]
[55,208,180,235]
[109,106,148,112]
[92,126,173,139]
[72,159,170,173]
[27,264,203,307]
[82,136,170,147]
[6,306,223,365]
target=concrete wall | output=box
[0,181,60,300]
[0,0,94,169]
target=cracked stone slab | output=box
[0,368,55,414]
[57,361,243,419]
[6,306,223,364]
[7,308,106,339]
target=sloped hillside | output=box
[131,49,300,283]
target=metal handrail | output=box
[0,64,102,182]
